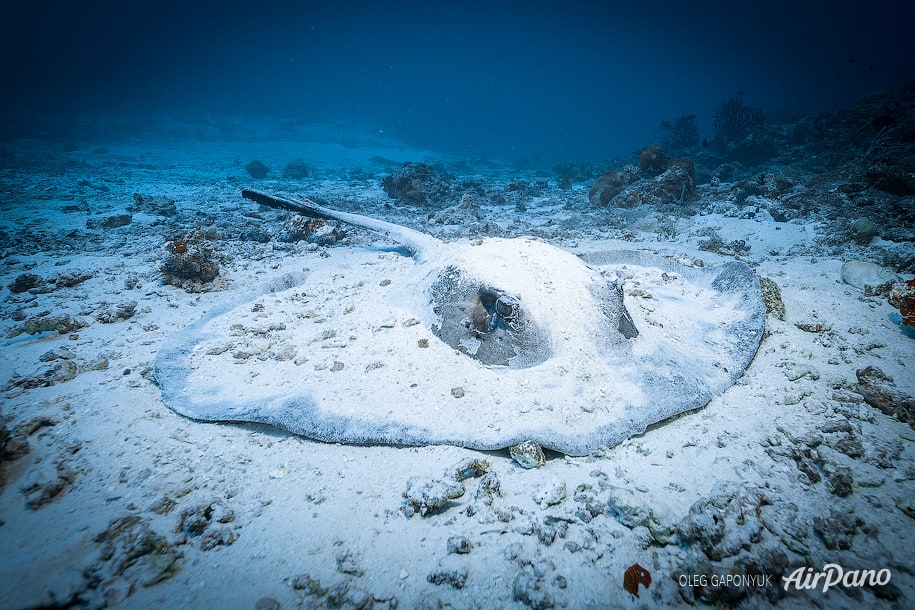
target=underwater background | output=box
[3,0,915,161]
[3,2,915,608]
[0,0,915,610]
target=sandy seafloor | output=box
[1,120,914,609]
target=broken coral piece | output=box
[888,278,915,328]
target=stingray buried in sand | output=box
[154,190,766,455]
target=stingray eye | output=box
[495,295,520,322]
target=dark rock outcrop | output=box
[381,162,452,206]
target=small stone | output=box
[452,457,490,480]
[52,271,93,289]
[102,576,132,606]
[447,536,473,554]
[503,542,524,562]
[200,527,238,550]
[830,435,864,459]
[841,261,898,292]
[827,468,854,497]
[417,338,429,348]
[451,386,465,398]
[379,279,392,286]
[98,301,139,324]
[283,158,310,179]
[3,435,30,461]
[330,361,345,372]
[895,496,915,519]
[821,420,853,434]
[254,598,281,610]
[160,231,220,288]
[403,476,464,517]
[795,322,830,334]
[513,567,554,610]
[675,483,769,561]
[783,391,809,406]
[290,574,326,596]
[813,510,862,550]
[427,564,468,589]
[22,462,75,509]
[856,366,915,426]
[245,160,269,179]
[474,472,502,507]
[150,496,177,515]
[9,314,87,338]
[510,440,546,469]
[759,277,786,320]
[14,416,56,437]
[382,162,452,206]
[7,273,44,294]
[336,551,364,577]
[87,213,132,229]
[533,478,567,509]
[606,492,652,529]
[784,363,819,382]
[93,516,181,588]
[131,193,177,216]
[269,345,296,362]
[325,584,351,607]
[177,500,234,537]
[850,218,879,245]
[39,350,62,362]
[888,279,915,325]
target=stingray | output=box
[154,189,766,455]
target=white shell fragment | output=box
[510,440,547,469]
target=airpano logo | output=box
[782,564,892,593]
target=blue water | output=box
[2,0,913,161]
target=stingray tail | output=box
[241,189,441,257]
